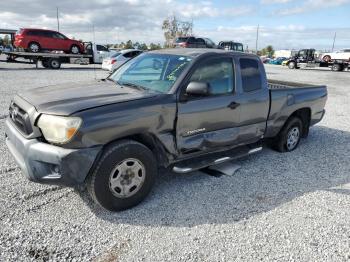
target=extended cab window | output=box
[190,57,234,95]
[240,58,261,92]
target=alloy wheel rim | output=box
[71,46,79,54]
[286,126,300,150]
[109,158,146,198]
[30,44,39,52]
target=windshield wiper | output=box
[118,81,148,91]
[105,77,115,83]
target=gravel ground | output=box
[0,59,350,261]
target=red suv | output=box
[14,28,84,54]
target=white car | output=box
[321,49,350,62]
[102,49,143,72]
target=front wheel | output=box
[70,44,80,54]
[288,61,296,69]
[86,140,157,211]
[272,117,303,152]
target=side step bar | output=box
[172,146,263,174]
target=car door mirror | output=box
[186,81,209,96]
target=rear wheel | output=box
[86,140,157,211]
[28,42,40,53]
[48,58,61,69]
[272,117,303,152]
[331,64,343,72]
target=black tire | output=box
[48,58,61,69]
[331,64,343,72]
[272,117,303,153]
[70,44,80,54]
[87,140,157,211]
[28,42,40,53]
[288,61,296,69]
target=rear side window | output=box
[123,51,137,58]
[188,37,196,44]
[196,38,205,45]
[42,31,54,38]
[26,30,40,36]
[240,58,261,92]
[176,37,189,43]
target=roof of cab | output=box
[149,48,257,58]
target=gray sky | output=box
[0,0,349,50]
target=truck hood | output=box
[17,80,157,115]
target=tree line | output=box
[107,40,162,50]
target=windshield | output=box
[109,53,192,93]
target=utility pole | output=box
[56,7,60,32]
[332,32,336,52]
[255,24,259,54]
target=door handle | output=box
[228,101,240,110]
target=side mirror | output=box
[186,81,209,96]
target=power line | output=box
[56,7,60,32]
[332,32,336,52]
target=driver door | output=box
[176,56,241,154]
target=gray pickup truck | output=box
[5,49,327,211]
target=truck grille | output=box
[9,102,33,135]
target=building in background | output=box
[273,49,298,58]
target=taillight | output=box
[180,42,188,48]
[111,59,116,64]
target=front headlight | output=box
[37,114,82,144]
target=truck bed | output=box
[265,79,327,138]
[268,79,321,89]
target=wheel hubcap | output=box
[71,46,79,53]
[287,127,300,150]
[30,44,39,52]
[109,158,146,198]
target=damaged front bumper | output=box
[5,118,101,186]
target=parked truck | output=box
[0,42,115,69]
[5,49,327,211]
[286,48,350,71]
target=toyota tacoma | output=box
[5,49,327,211]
